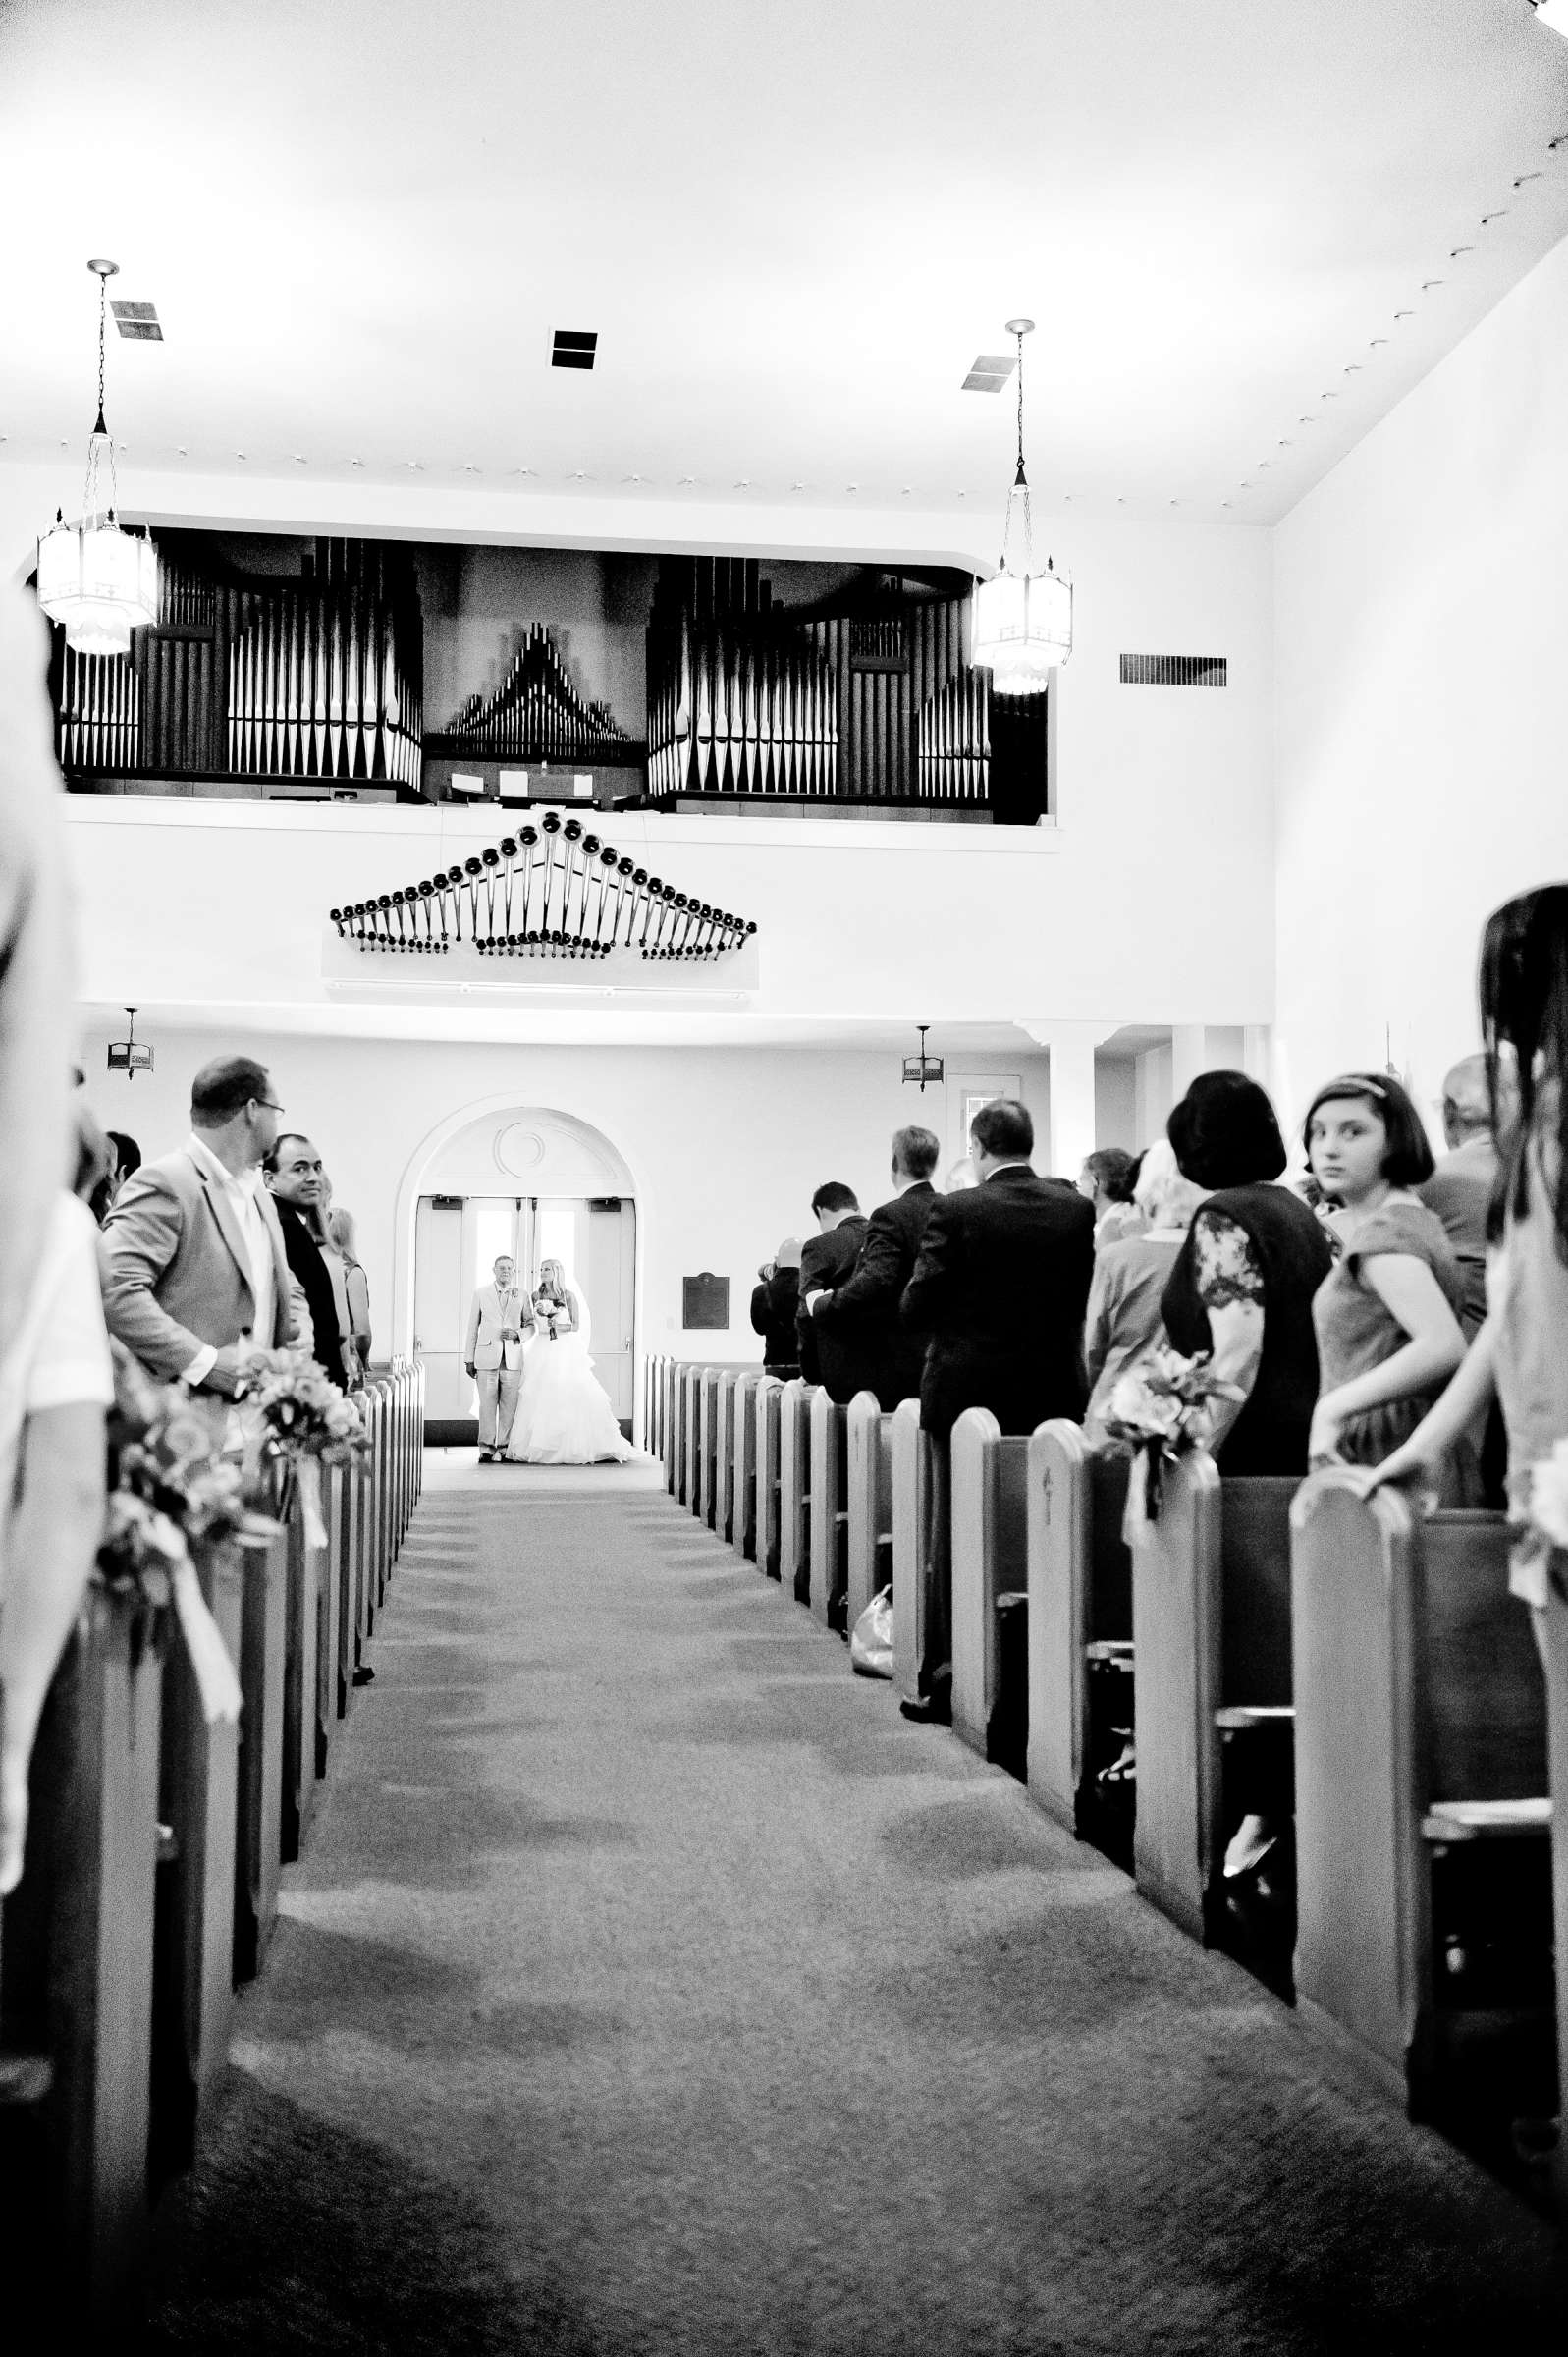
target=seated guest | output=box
[1082,1140,1204,1443]
[328,1207,373,1373]
[102,1057,299,1413]
[1419,1050,1514,1339]
[806,1124,939,1409]
[749,1240,802,1379]
[0,1108,117,1892]
[796,1184,866,1387]
[898,1099,1095,1721]
[1160,1071,1334,1474]
[263,1132,350,1391]
[1079,1147,1142,1248]
[1304,1072,1472,1492]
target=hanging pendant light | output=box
[36,259,158,657]
[971,317,1071,692]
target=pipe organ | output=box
[644,556,1029,808]
[329,811,756,961]
[47,536,423,791]
[431,622,638,765]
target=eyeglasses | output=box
[253,1099,285,1114]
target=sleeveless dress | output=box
[506,1291,634,1466]
[1311,1197,1478,1497]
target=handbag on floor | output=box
[849,1584,894,1679]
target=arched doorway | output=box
[401,1104,639,1445]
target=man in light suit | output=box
[464,1253,533,1461]
[101,1055,302,1418]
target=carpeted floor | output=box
[145,1453,1567,2354]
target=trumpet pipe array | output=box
[435,621,636,764]
[329,812,756,962]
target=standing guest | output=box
[1079,1147,1142,1249]
[943,1157,978,1193]
[101,1056,298,1414]
[1419,1051,1513,1339]
[464,1254,532,1461]
[796,1184,866,1388]
[807,1125,939,1409]
[898,1099,1094,1721]
[263,1132,350,1391]
[750,1240,802,1380]
[1082,1140,1204,1444]
[106,1129,141,1198]
[1304,1072,1472,1490]
[1160,1071,1334,1474]
[328,1207,373,1372]
[0,1106,117,1895]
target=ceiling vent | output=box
[110,299,162,342]
[551,328,598,370]
[1120,653,1228,687]
[961,352,1016,392]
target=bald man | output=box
[1418,1053,1506,1338]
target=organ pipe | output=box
[436,621,636,765]
[329,813,757,964]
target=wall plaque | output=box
[682,1273,730,1330]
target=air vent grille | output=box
[962,352,1016,392]
[552,328,598,370]
[1120,653,1228,687]
[111,299,162,342]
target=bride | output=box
[506,1258,635,1465]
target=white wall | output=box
[1273,228,1568,1134]
[76,1018,1052,1368]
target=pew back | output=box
[779,1380,813,1602]
[845,1393,892,1630]
[808,1390,847,1625]
[756,1376,783,1579]
[734,1373,760,1559]
[891,1398,927,1705]
[950,1409,1030,1758]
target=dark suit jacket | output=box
[900,1165,1094,1439]
[811,1181,936,1407]
[796,1217,867,1387]
[749,1266,801,1372]
[276,1201,350,1392]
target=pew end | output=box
[808,1390,848,1631]
[890,1399,926,1706]
[949,1409,1030,1765]
[845,1393,892,1632]
[1026,1424,1134,1857]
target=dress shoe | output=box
[899,1692,951,1727]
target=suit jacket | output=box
[749,1266,800,1372]
[102,1146,298,1394]
[900,1166,1095,1439]
[1419,1135,1498,1338]
[796,1217,867,1388]
[275,1201,351,1392]
[811,1181,936,1407]
[465,1282,535,1371]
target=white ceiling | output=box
[3,1,1567,529]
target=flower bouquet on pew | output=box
[1517,1435,1568,1609]
[233,1344,369,1541]
[1099,1345,1244,1538]
[97,1355,262,1720]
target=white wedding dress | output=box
[506,1290,635,1465]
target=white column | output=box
[1046,1038,1099,1179]
[1170,1025,1247,1102]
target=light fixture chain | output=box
[997,323,1036,576]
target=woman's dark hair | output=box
[1166,1070,1286,1190]
[1301,1071,1435,1189]
[1479,884,1568,1260]
[1083,1147,1137,1202]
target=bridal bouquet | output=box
[1099,1345,1243,1531]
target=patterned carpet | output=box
[145,1454,1568,2353]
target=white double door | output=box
[414,1193,636,1430]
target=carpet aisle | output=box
[147,1456,1566,2354]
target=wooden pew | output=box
[151,1538,242,2182]
[845,1392,892,1633]
[949,1409,1030,1763]
[279,1482,321,1865]
[1292,1474,1552,2126]
[1549,1573,1568,2218]
[755,1375,784,1579]
[233,1525,288,1983]
[733,1373,760,1559]
[697,1367,722,1525]
[714,1373,737,1543]
[779,1379,814,1605]
[1,1588,165,2322]
[680,1365,702,1508]
[1025,1423,1132,1849]
[1130,1453,1296,1946]
[808,1389,848,1628]
[891,1398,928,1705]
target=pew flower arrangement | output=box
[1100,1344,1244,1533]
[235,1344,368,1547]
[1521,1437,1568,1607]
[97,1362,257,1721]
